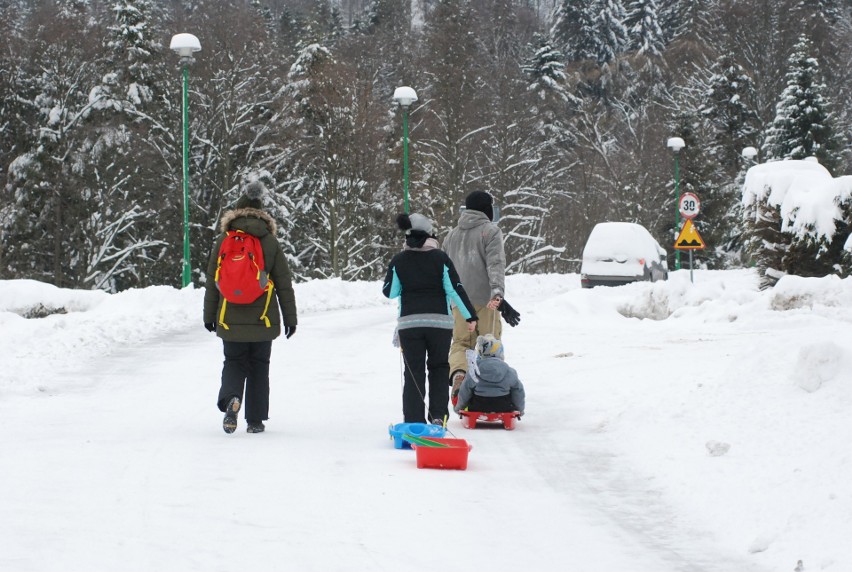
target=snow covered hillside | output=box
[1,270,851,571]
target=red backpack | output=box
[214,230,274,330]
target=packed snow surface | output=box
[2,269,851,571]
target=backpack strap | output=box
[215,234,230,329]
[214,252,224,283]
[218,298,230,330]
[218,280,273,331]
[258,279,274,328]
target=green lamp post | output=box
[667,137,686,271]
[170,33,201,288]
[393,86,418,214]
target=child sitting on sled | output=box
[453,334,525,416]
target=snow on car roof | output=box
[582,222,658,259]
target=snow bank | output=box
[770,274,852,315]
[0,278,393,395]
[616,269,761,321]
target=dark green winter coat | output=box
[203,207,298,342]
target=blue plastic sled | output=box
[388,422,446,449]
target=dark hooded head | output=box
[464,191,494,221]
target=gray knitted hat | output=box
[235,180,265,209]
[396,213,433,235]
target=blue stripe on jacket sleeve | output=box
[443,265,472,319]
[389,267,402,299]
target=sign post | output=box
[674,194,704,283]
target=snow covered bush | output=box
[742,160,852,288]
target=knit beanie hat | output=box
[476,334,504,360]
[465,191,494,221]
[396,213,434,236]
[235,180,265,209]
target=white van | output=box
[580,222,669,288]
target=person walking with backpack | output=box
[443,191,521,403]
[383,213,478,425]
[203,180,298,434]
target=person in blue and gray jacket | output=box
[454,334,525,416]
[383,213,478,425]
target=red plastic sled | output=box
[412,438,472,470]
[459,410,520,430]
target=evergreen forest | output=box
[1,0,850,291]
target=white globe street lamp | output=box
[393,86,418,214]
[170,33,201,288]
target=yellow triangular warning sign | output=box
[674,219,705,250]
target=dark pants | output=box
[398,327,452,424]
[217,340,272,422]
[469,394,516,413]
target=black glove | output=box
[204,322,216,332]
[498,299,521,327]
[284,324,297,339]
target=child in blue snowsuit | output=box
[453,334,525,415]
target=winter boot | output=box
[223,396,241,434]
[247,421,265,434]
[450,370,465,407]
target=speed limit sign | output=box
[678,192,701,219]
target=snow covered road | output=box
[2,271,850,571]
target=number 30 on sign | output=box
[678,192,700,219]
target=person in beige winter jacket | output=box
[442,191,506,401]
